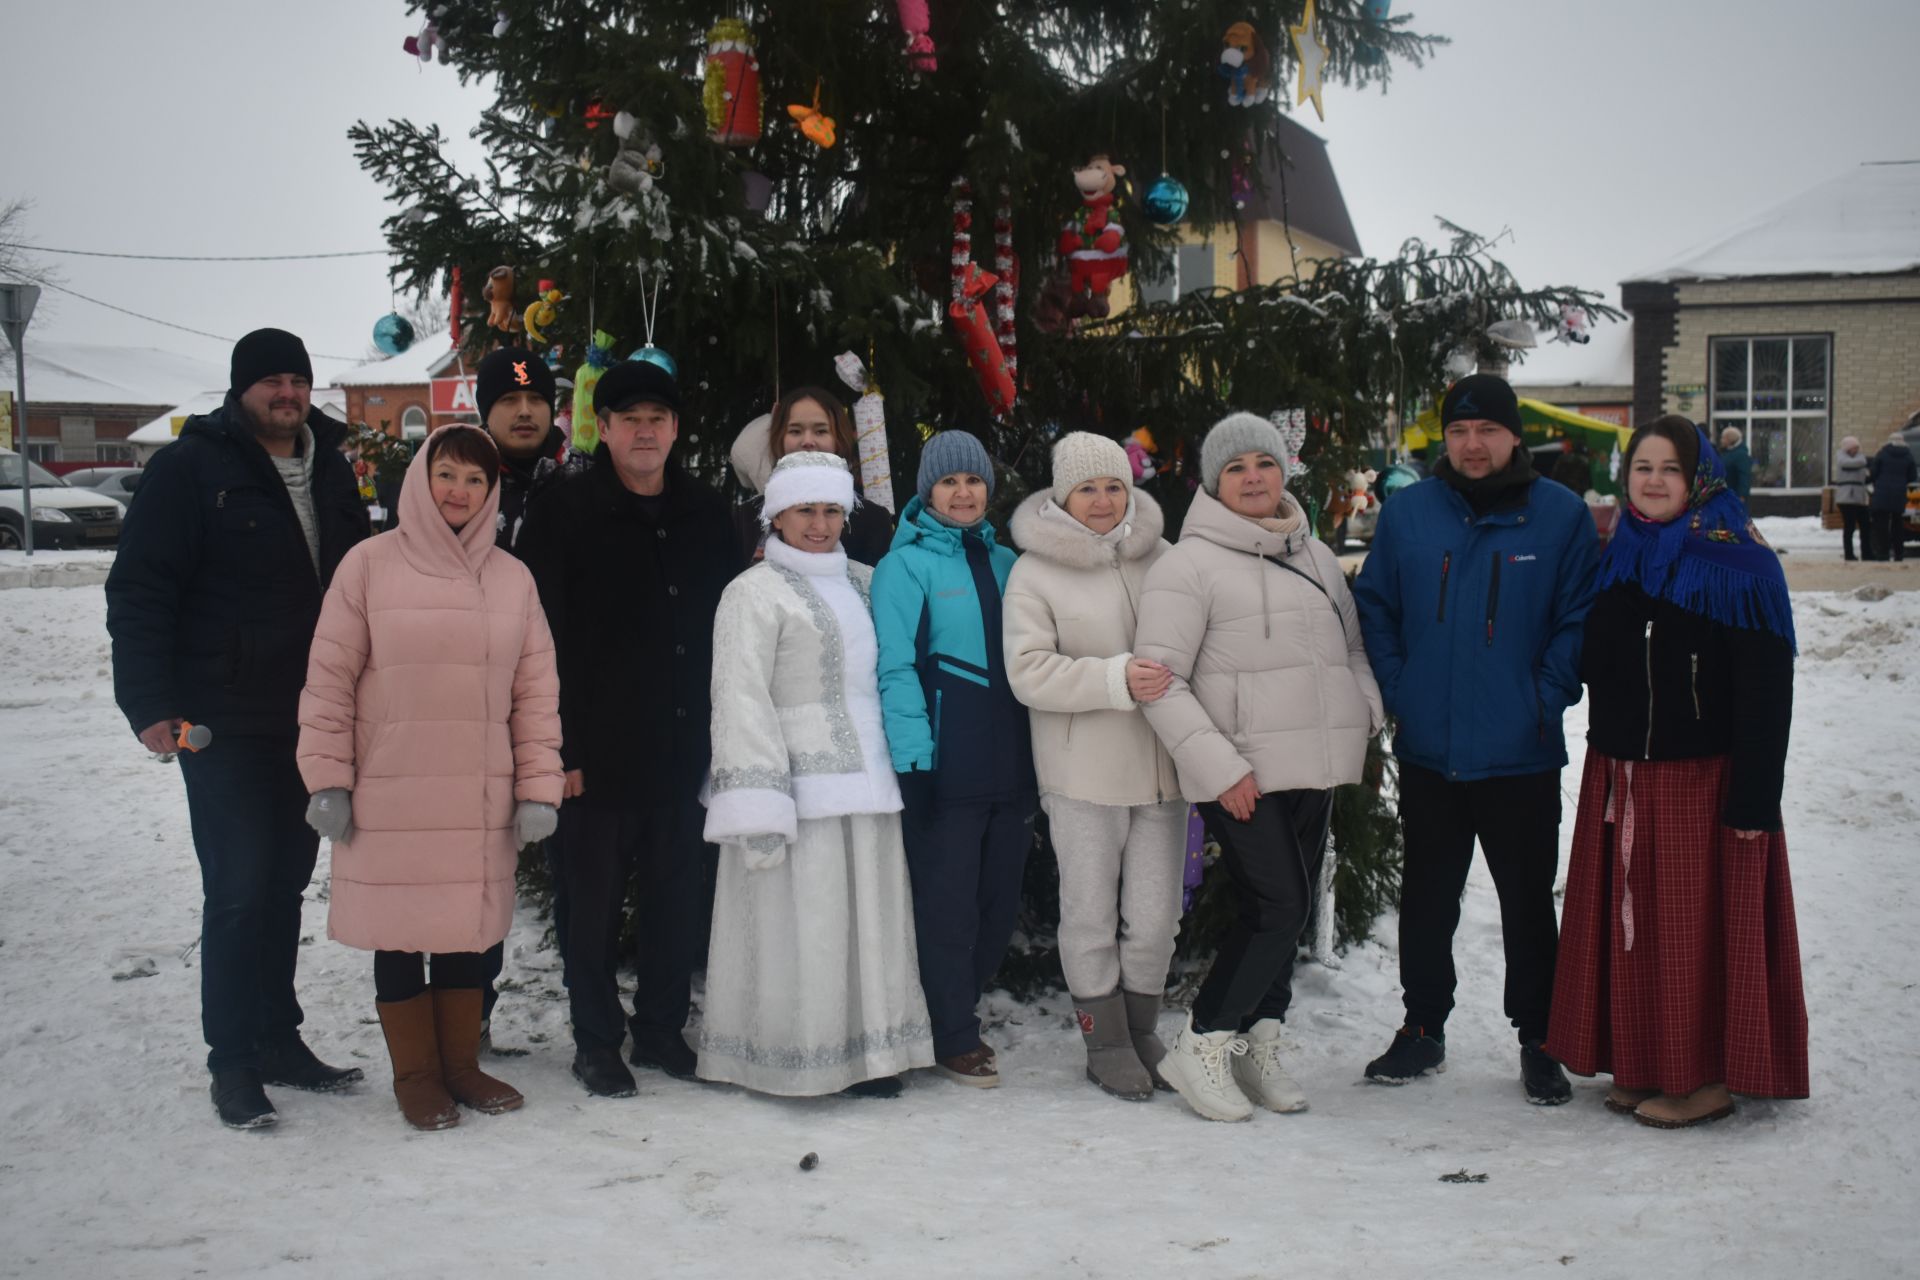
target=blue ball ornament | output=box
[627,344,678,378]
[1143,176,1190,227]
[371,312,416,356]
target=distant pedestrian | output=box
[106,328,371,1129]
[1832,436,1873,561]
[1867,430,1916,563]
[1716,426,1752,500]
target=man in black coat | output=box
[106,328,371,1129]
[517,360,744,1097]
[474,345,579,554]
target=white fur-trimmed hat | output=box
[1049,431,1133,505]
[760,450,857,528]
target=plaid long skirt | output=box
[1544,751,1809,1099]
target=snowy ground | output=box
[0,578,1915,1278]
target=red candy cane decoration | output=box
[993,185,1016,381]
[950,177,972,308]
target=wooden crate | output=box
[1820,486,1841,530]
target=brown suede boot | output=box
[1634,1083,1735,1129]
[376,992,459,1130]
[431,986,524,1115]
[1604,1084,1660,1115]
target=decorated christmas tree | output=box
[361,0,1616,976]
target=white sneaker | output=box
[1233,1018,1309,1113]
[1159,1016,1255,1122]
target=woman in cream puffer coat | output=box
[1004,432,1186,1102]
[1133,413,1383,1122]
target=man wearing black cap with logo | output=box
[517,359,742,1097]
[473,346,581,553]
[1352,372,1599,1105]
[107,328,371,1128]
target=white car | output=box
[0,450,125,549]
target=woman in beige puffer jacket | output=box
[1004,433,1186,1102]
[1134,413,1383,1122]
[298,425,564,1129]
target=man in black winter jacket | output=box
[106,329,371,1129]
[517,360,744,1098]
[474,345,581,554]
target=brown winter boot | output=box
[431,986,524,1115]
[376,992,460,1131]
[1604,1084,1660,1115]
[1634,1083,1735,1129]
[1123,989,1175,1092]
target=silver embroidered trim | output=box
[698,1020,934,1071]
[737,833,786,854]
[768,564,864,777]
[709,766,792,797]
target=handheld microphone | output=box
[176,722,213,752]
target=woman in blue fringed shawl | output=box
[1545,415,1808,1130]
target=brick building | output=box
[333,339,470,441]
[1623,160,1920,514]
[0,342,226,469]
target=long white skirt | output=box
[697,812,935,1096]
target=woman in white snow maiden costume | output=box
[1002,432,1188,1101]
[698,451,936,1097]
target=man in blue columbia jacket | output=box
[1352,373,1598,1105]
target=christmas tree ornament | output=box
[571,329,616,453]
[1290,0,1330,121]
[1357,0,1392,64]
[895,0,937,71]
[484,265,520,332]
[950,264,1015,415]
[608,136,665,195]
[1218,23,1273,106]
[1143,175,1190,226]
[623,261,675,376]
[1058,155,1130,319]
[1552,303,1592,344]
[704,20,762,146]
[402,9,450,64]
[993,185,1017,382]
[522,282,565,345]
[371,312,416,356]
[1271,408,1309,479]
[583,99,616,131]
[835,351,895,513]
[628,344,679,376]
[492,9,510,37]
[949,177,974,308]
[448,266,464,346]
[612,110,637,140]
[787,81,837,148]
[1486,317,1538,350]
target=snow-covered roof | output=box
[128,387,346,446]
[1628,160,1920,282]
[329,338,460,388]
[1511,318,1634,389]
[0,341,228,408]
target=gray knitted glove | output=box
[514,801,559,847]
[304,788,354,843]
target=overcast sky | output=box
[5,0,1914,385]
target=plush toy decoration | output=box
[403,8,450,64]
[1554,303,1592,344]
[522,283,564,345]
[609,135,665,195]
[1057,155,1130,319]
[1327,469,1379,523]
[1218,22,1273,106]
[787,82,837,148]
[571,330,617,453]
[950,264,1015,415]
[704,20,762,146]
[895,0,937,71]
[492,9,510,37]
[484,266,520,332]
[1125,427,1158,482]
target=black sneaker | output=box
[259,1038,364,1093]
[1520,1040,1572,1106]
[841,1074,904,1099]
[210,1069,278,1129]
[627,1028,698,1080]
[1364,1025,1447,1084]
[571,1046,639,1098]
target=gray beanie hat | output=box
[1049,431,1133,505]
[917,430,995,506]
[1199,413,1288,495]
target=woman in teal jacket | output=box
[871,431,1036,1088]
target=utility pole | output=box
[0,283,41,556]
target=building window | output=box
[1710,335,1830,490]
[95,443,135,463]
[400,405,429,440]
[1136,243,1216,306]
[24,441,59,463]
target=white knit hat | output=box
[760,451,857,528]
[1049,432,1133,505]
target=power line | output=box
[36,281,360,361]
[0,241,387,263]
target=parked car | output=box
[0,450,124,549]
[62,466,145,506]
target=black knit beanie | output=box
[475,347,557,421]
[1440,373,1524,437]
[230,328,313,393]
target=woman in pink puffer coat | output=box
[298,424,563,1130]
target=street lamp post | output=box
[1,283,42,556]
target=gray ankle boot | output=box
[1123,989,1174,1092]
[1076,990,1154,1101]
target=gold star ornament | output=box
[1291,0,1330,121]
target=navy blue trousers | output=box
[901,797,1035,1061]
[176,737,319,1072]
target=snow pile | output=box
[0,585,1914,1276]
